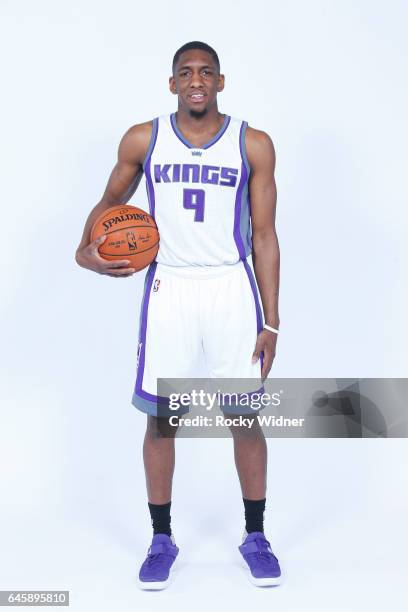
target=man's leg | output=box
[199,263,281,584]
[143,415,178,505]
[133,265,200,588]
[138,415,180,590]
[229,416,282,585]
[228,415,267,501]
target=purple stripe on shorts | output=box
[242,259,264,371]
[134,262,173,406]
[135,262,157,394]
[137,388,172,405]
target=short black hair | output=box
[172,41,220,74]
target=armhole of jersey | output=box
[239,120,251,176]
[142,118,159,172]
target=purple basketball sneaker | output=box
[239,530,282,586]
[138,534,179,590]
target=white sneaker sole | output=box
[138,557,177,591]
[240,555,283,587]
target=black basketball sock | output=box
[243,498,266,533]
[148,501,172,536]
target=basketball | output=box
[90,204,159,272]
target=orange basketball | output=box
[90,204,159,272]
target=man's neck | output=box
[175,106,224,134]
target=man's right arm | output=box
[75,121,152,276]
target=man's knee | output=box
[224,413,264,440]
[146,414,180,439]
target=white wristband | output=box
[264,324,279,334]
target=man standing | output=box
[75,41,281,589]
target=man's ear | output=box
[217,73,225,93]
[169,76,177,95]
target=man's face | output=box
[169,49,224,115]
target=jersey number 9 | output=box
[183,188,205,222]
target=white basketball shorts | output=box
[131,257,265,417]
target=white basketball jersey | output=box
[142,112,252,267]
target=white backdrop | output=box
[0,1,407,610]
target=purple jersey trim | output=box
[144,118,159,217]
[170,112,231,149]
[240,120,251,176]
[145,163,156,218]
[233,121,252,260]
[242,259,264,372]
[142,118,159,171]
[233,160,248,259]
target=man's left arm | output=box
[245,127,280,381]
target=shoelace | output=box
[146,553,165,567]
[252,537,277,563]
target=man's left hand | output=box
[252,329,278,382]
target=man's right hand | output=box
[75,235,136,277]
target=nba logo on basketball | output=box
[126,231,137,250]
[153,279,160,292]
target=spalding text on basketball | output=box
[102,213,153,231]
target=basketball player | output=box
[75,41,281,589]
